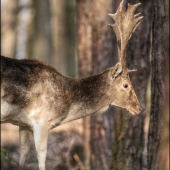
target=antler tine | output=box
[134,13,141,18]
[127,69,137,73]
[109,0,143,75]
[129,13,142,39]
[127,3,141,14]
[129,21,141,40]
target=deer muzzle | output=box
[128,105,142,115]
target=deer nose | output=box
[139,107,142,112]
[136,105,142,113]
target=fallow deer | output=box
[1,0,143,169]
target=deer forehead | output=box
[118,76,132,85]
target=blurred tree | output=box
[76,0,93,168]
[147,0,168,170]
[77,0,151,169]
[1,0,19,58]
[64,0,77,78]
[49,0,67,74]
[26,0,52,63]
[89,0,115,170]
[77,0,115,169]
[15,0,32,59]
[27,0,76,78]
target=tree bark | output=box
[77,0,93,78]
[77,1,116,169]
[79,0,151,170]
[27,0,52,64]
[157,3,169,169]
[157,38,169,170]
[90,1,115,170]
[76,0,93,167]
[147,0,168,169]
[1,0,19,58]
[110,1,151,170]
[49,0,67,74]
[64,0,77,78]
[49,0,76,78]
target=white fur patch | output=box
[1,100,19,121]
[32,120,41,143]
[1,100,31,126]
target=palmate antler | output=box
[108,0,143,76]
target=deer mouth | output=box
[127,106,140,115]
[129,110,137,115]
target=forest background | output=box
[1,0,169,170]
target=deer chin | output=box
[127,106,140,115]
[111,102,140,115]
[128,110,137,115]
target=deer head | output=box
[108,0,143,115]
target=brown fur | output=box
[1,55,141,126]
[1,55,141,170]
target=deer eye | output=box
[123,84,128,88]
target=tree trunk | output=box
[110,1,151,170]
[27,0,52,63]
[49,0,76,78]
[147,0,168,169]
[90,1,115,170]
[157,36,169,170]
[49,0,67,74]
[157,3,169,169]
[77,1,167,170]
[77,1,116,169]
[1,0,19,58]
[64,0,77,78]
[15,0,32,59]
[76,0,93,167]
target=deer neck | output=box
[61,70,113,124]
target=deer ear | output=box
[112,63,122,78]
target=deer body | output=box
[1,1,143,169]
[1,56,121,128]
[0,56,125,170]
